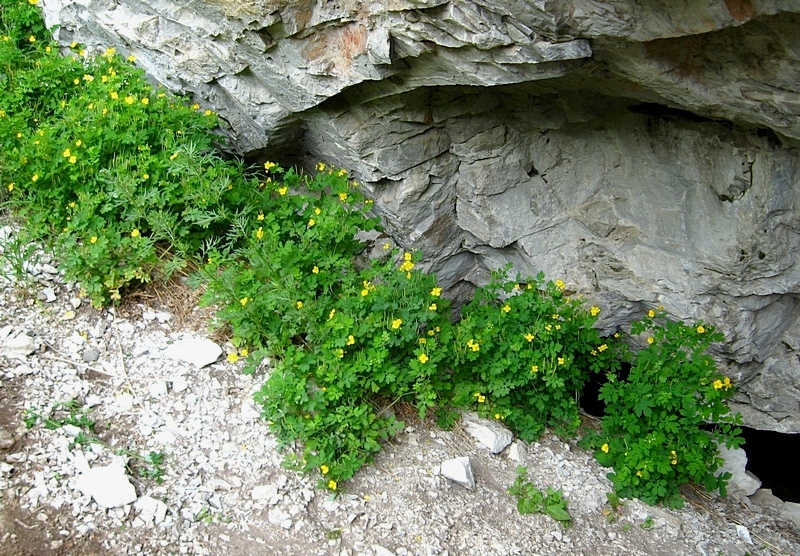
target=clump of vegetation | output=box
[508,466,572,528]
[2,0,742,509]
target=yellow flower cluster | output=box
[670,450,678,465]
[466,338,479,352]
[391,318,402,330]
[473,392,486,403]
[501,304,511,313]
[590,306,601,316]
[361,280,376,296]
[712,377,732,390]
[346,335,355,346]
[555,279,566,290]
[399,252,415,273]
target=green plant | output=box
[448,267,619,440]
[585,310,743,508]
[602,491,626,523]
[640,515,654,529]
[0,224,40,289]
[507,466,572,528]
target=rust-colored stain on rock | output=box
[301,22,367,77]
[724,0,755,22]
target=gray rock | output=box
[40,287,57,302]
[75,462,137,508]
[42,0,800,432]
[750,488,785,515]
[82,347,100,363]
[440,457,475,490]
[462,412,513,454]
[163,337,221,368]
[718,446,761,496]
[781,502,800,528]
[0,426,14,450]
[506,441,527,462]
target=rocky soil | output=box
[1,226,800,556]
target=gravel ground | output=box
[1,228,799,556]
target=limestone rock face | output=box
[43,0,800,432]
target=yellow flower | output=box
[346,335,355,346]
[308,218,316,227]
[430,287,442,297]
[239,297,248,306]
[713,379,723,390]
[110,91,119,100]
[31,174,39,182]
[502,304,511,313]
[391,318,402,330]
[382,242,391,250]
[28,0,38,4]
[264,161,276,170]
[531,365,538,373]
[62,147,71,158]
[428,304,437,311]
[131,229,140,238]
[555,324,561,330]
[697,325,706,334]
[418,338,427,344]
[399,261,415,272]
[142,173,149,180]
[256,227,264,240]
[466,339,480,352]
[204,109,212,116]
[227,353,239,363]
[418,353,429,364]
[338,192,348,202]
[598,344,608,352]
[337,169,347,177]
[29,35,36,43]
[336,348,344,358]
[320,465,329,475]
[104,47,116,57]
[427,330,435,336]
[361,288,370,297]
[328,479,337,490]
[647,337,654,344]
[141,97,149,105]
[127,55,136,62]
[316,162,326,171]
[170,152,178,161]
[90,236,98,244]
[312,266,319,274]
[75,140,82,147]
[257,212,265,221]
[557,357,565,365]
[404,252,412,262]
[278,186,288,196]
[328,309,336,320]
[477,394,485,403]
[601,443,609,453]
[240,349,249,357]
[314,207,321,215]
[590,306,601,316]
[7,183,14,192]
[82,74,94,82]
[545,324,552,331]
[296,301,304,309]
[555,279,566,290]
[524,333,534,342]
[723,377,732,389]
[124,96,135,105]
[648,309,656,318]
[69,155,77,164]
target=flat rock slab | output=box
[462,412,514,454]
[163,336,221,368]
[718,446,761,496]
[75,462,137,508]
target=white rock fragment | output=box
[0,330,36,358]
[373,545,395,556]
[462,412,513,454]
[41,286,57,302]
[507,441,527,462]
[135,495,168,524]
[440,457,475,490]
[75,462,137,508]
[718,446,761,496]
[736,524,753,545]
[114,393,135,413]
[241,398,261,421]
[148,381,169,398]
[163,337,221,368]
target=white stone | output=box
[507,441,527,462]
[41,287,57,302]
[135,495,168,524]
[440,457,475,490]
[148,381,169,398]
[0,331,36,358]
[373,545,395,556]
[163,337,221,368]
[74,463,137,508]
[736,524,753,545]
[717,446,761,496]
[114,393,135,413]
[462,412,514,454]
